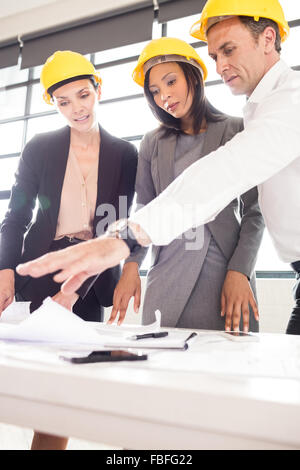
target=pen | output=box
[185,332,197,342]
[183,332,198,350]
[129,332,168,341]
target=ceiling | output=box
[1,0,299,21]
[0,0,60,19]
[1,1,298,45]
[0,0,145,42]
[0,0,145,20]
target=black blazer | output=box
[0,125,138,306]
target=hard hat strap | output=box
[47,74,97,97]
[143,54,204,78]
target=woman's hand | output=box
[108,262,141,325]
[52,291,79,311]
[221,270,259,332]
[0,269,15,316]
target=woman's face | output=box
[52,79,100,133]
[148,62,194,121]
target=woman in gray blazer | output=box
[110,38,264,332]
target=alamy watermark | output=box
[95,196,205,251]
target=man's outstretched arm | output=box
[16,224,151,295]
[17,80,300,292]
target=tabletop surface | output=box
[1,329,300,449]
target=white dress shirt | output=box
[131,60,300,263]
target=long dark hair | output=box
[144,61,225,135]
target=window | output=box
[281,0,300,21]
[26,114,65,142]
[281,26,300,66]
[0,86,27,120]
[0,65,28,86]
[99,97,157,138]
[0,120,24,154]
[0,199,9,222]
[30,83,53,114]
[99,62,142,102]
[205,83,245,117]
[94,40,149,64]
[0,157,19,191]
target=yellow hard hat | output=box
[132,37,208,87]
[41,50,102,105]
[190,0,289,43]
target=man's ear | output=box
[263,26,277,53]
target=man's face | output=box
[207,17,267,97]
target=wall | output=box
[104,277,296,334]
[256,279,294,334]
[0,0,145,43]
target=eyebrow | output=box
[209,41,235,56]
[149,72,176,89]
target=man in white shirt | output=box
[17,0,300,334]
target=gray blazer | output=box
[128,117,264,324]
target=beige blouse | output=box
[54,149,99,241]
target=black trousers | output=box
[286,261,300,335]
[15,238,104,322]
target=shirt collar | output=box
[248,59,289,104]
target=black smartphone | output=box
[60,350,148,364]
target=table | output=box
[1,330,300,450]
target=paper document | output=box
[0,297,191,350]
[0,302,30,324]
[146,336,300,380]
[0,298,101,346]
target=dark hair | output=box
[144,61,225,136]
[48,74,98,99]
[238,16,281,53]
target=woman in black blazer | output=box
[0,51,137,449]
